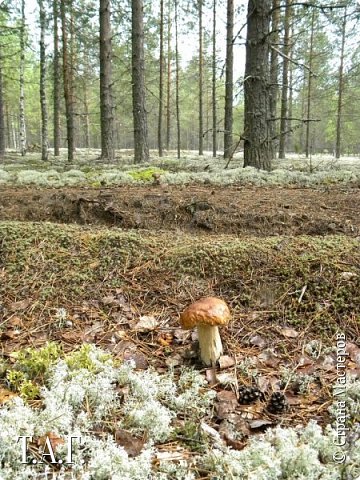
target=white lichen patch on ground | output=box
[0,345,359,479]
[0,149,359,187]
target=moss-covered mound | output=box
[0,222,359,340]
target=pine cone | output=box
[238,385,264,404]
[267,392,288,414]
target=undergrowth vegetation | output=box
[0,150,360,187]
[0,343,359,479]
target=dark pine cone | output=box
[267,392,288,414]
[238,386,265,404]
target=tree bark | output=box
[212,0,217,158]
[99,0,115,161]
[0,51,5,157]
[198,0,204,156]
[131,0,149,163]
[243,0,273,171]
[223,0,234,159]
[335,7,346,160]
[269,0,280,159]
[61,0,75,161]
[175,0,181,159]
[305,9,315,158]
[53,0,61,156]
[19,0,27,156]
[278,0,292,159]
[158,0,164,157]
[166,0,171,151]
[39,0,48,161]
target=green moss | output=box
[128,167,165,182]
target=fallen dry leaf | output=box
[0,387,17,404]
[218,355,236,369]
[133,315,158,332]
[279,327,299,338]
[249,334,267,349]
[115,429,145,457]
[215,390,238,419]
[9,298,32,312]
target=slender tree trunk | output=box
[19,0,27,156]
[287,20,294,152]
[131,0,149,163]
[223,0,234,159]
[212,0,217,157]
[99,0,115,161]
[243,0,272,171]
[84,82,90,149]
[61,0,75,161]
[5,102,11,149]
[166,0,171,151]
[335,7,347,159]
[278,0,292,159]
[0,53,5,157]
[305,9,315,158]
[269,0,280,158]
[157,0,164,157]
[39,0,48,161]
[175,0,181,159]
[198,0,203,156]
[53,0,61,155]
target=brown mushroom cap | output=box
[180,297,231,330]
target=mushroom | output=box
[180,297,231,366]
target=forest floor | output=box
[0,152,359,478]
[0,184,359,236]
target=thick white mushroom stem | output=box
[197,324,223,366]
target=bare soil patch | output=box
[0,184,359,235]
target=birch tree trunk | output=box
[19,0,27,156]
[39,0,48,161]
[243,0,273,171]
[53,0,61,156]
[99,0,115,161]
[223,0,234,159]
[131,0,149,163]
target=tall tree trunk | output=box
[158,0,164,157]
[61,0,75,161]
[53,0,61,155]
[243,0,272,171]
[131,0,149,163]
[269,0,280,159]
[335,7,347,159]
[99,0,115,161]
[223,0,234,159]
[278,0,292,159]
[198,0,203,156]
[0,53,5,157]
[212,0,217,158]
[175,0,181,159]
[83,81,90,149]
[5,102,11,149]
[166,0,171,151]
[39,0,48,161]
[287,20,294,152]
[19,0,27,156]
[305,9,315,158]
